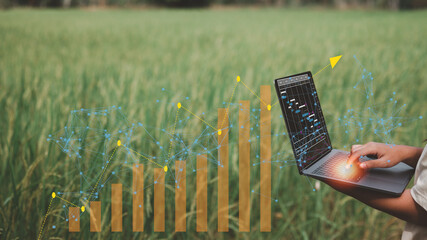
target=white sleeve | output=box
[410,147,427,212]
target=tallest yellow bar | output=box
[260,85,271,232]
[218,108,229,232]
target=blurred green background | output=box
[0,7,426,240]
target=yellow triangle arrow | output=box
[330,55,342,69]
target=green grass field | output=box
[0,8,426,239]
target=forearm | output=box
[348,189,427,226]
[325,181,427,226]
[400,146,423,168]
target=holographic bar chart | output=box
[63,86,273,234]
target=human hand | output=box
[347,142,422,169]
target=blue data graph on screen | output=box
[276,72,331,171]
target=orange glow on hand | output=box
[333,161,364,181]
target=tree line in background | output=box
[1,0,426,10]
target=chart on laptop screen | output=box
[276,72,331,170]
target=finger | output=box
[345,145,362,167]
[350,145,363,154]
[347,143,377,165]
[345,145,362,168]
[360,157,390,169]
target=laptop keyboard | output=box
[312,152,364,182]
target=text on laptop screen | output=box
[276,72,332,171]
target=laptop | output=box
[274,71,414,196]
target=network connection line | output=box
[126,145,168,172]
[313,55,342,77]
[38,192,85,240]
[180,104,221,135]
[167,105,181,159]
[37,194,55,240]
[219,76,239,130]
[87,145,119,202]
[240,79,270,109]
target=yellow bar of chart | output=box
[197,154,207,232]
[90,201,101,232]
[239,100,251,232]
[175,160,187,232]
[111,183,122,232]
[69,207,80,232]
[260,85,272,232]
[133,164,144,232]
[218,108,229,232]
[154,168,165,232]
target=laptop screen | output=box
[275,71,332,173]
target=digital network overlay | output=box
[37,55,423,238]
